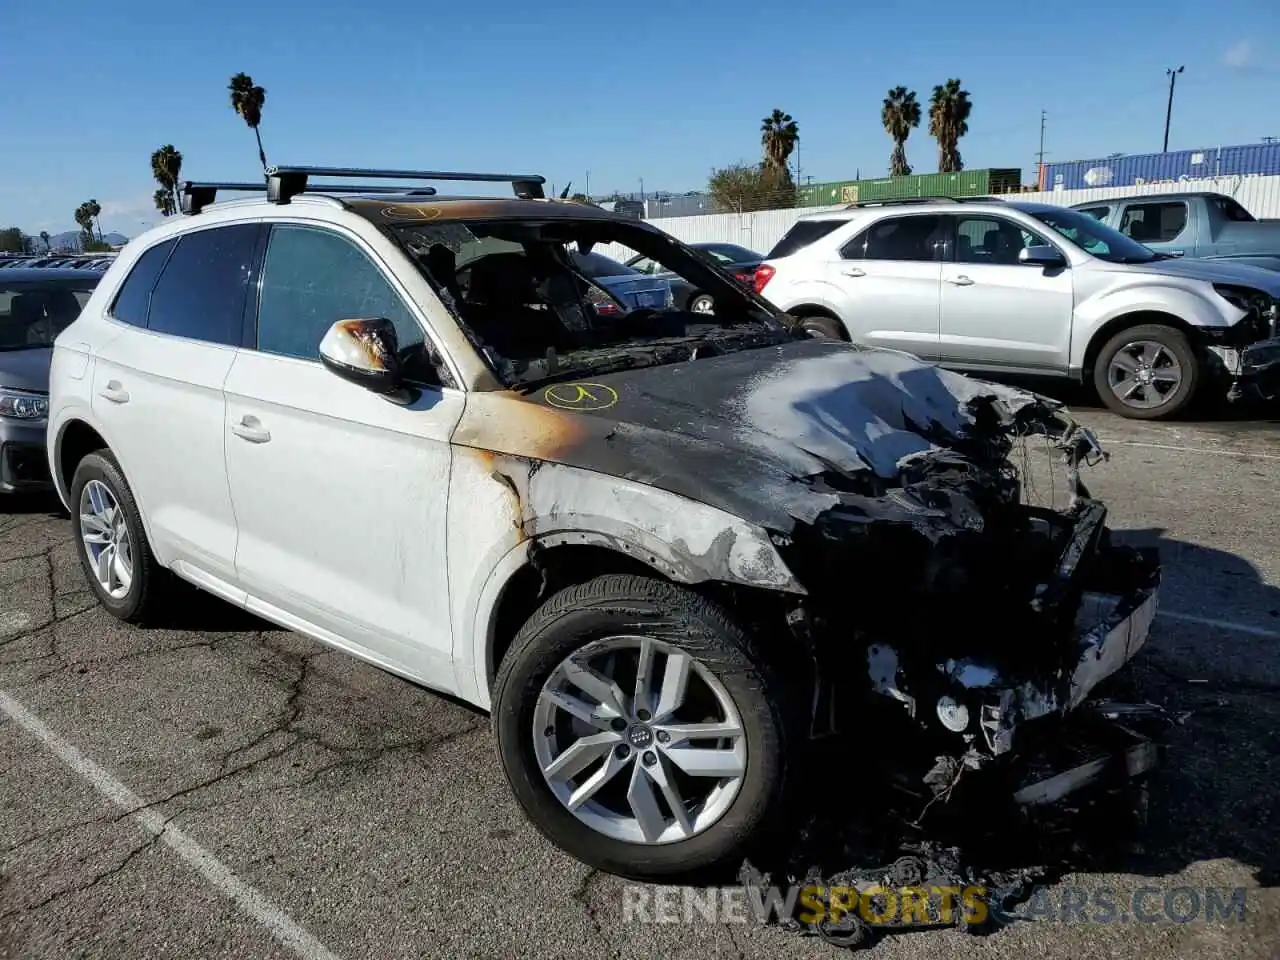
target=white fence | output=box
[594,174,1280,263]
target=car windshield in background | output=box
[0,280,96,349]
[1028,207,1159,264]
[391,218,796,388]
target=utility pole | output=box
[585,170,590,198]
[1163,66,1184,152]
[1036,110,1047,188]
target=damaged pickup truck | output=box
[50,166,1161,883]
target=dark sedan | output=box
[624,242,764,314]
[1,268,100,492]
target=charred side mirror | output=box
[1019,246,1067,268]
[319,318,405,395]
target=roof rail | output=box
[263,165,547,205]
[842,195,1005,209]
[180,180,441,215]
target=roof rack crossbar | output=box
[263,165,547,204]
[180,180,439,215]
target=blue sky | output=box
[3,0,1277,236]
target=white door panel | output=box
[939,264,1074,370]
[91,329,238,578]
[825,259,942,359]
[224,352,464,686]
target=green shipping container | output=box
[851,168,1023,201]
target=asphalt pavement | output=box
[2,403,1278,959]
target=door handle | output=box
[841,267,866,277]
[97,380,129,404]
[230,416,271,443]
[946,275,974,286]
[1167,250,1185,256]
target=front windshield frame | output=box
[388,216,798,388]
[0,279,97,350]
[1026,206,1159,264]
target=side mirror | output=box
[319,318,404,394]
[1018,246,1066,267]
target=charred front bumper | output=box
[1230,336,1280,402]
[791,490,1161,765]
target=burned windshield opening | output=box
[391,218,797,387]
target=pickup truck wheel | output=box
[69,450,169,624]
[492,574,794,880]
[1092,323,1199,419]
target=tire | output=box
[1091,323,1199,419]
[796,313,847,340]
[688,293,715,314]
[492,574,795,881]
[69,449,168,624]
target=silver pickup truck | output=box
[1072,192,1280,272]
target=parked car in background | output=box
[1,268,99,492]
[568,249,673,314]
[755,198,1280,418]
[625,242,764,313]
[1072,192,1280,272]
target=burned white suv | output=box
[47,165,1161,880]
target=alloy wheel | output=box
[79,479,133,600]
[532,634,746,845]
[1107,339,1183,410]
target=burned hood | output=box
[483,338,1076,533]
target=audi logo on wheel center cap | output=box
[627,725,654,748]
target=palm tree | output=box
[73,203,94,249]
[928,78,973,173]
[154,188,177,217]
[151,144,183,212]
[881,87,921,177]
[760,109,799,174]
[85,199,103,242]
[228,72,268,172]
[40,230,50,251]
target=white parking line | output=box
[1160,609,1280,640]
[0,688,343,960]
[1101,439,1280,462]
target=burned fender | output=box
[493,455,803,592]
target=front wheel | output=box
[492,574,795,880]
[1092,323,1199,419]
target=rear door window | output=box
[1118,202,1188,243]
[841,215,946,261]
[146,225,263,345]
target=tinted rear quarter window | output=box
[110,239,176,327]
[766,220,845,259]
[147,225,261,345]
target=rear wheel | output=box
[688,293,715,314]
[794,313,848,340]
[1092,323,1199,419]
[70,450,169,623]
[492,574,795,880]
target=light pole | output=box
[1163,66,1184,153]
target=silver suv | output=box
[754,197,1280,419]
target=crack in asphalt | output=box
[0,817,174,921]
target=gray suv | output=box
[1,268,99,492]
